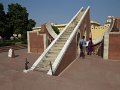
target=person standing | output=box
[87,38,93,55]
[79,36,86,58]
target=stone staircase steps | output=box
[34,9,85,73]
[46,54,58,58]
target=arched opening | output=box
[77,32,80,45]
[76,31,81,56]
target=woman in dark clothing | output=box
[87,38,93,55]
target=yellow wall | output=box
[32,23,110,41]
[91,24,110,40]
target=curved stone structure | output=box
[91,17,115,45]
[45,23,58,39]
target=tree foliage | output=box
[0,3,6,38]
[27,19,36,31]
[0,3,36,40]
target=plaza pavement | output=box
[0,49,120,90]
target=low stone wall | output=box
[27,24,55,53]
[28,32,45,53]
[109,33,120,60]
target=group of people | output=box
[79,36,93,58]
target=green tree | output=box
[27,19,36,31]
[5,12,14,39]
[0,3,6,38]
[6,3,36,39]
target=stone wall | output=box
[28,32,45,53]
[79,8,91,40]
[107,18,120,60]
[27,24,54,53]
[109,33,120,60]
[54,35,77,75]
[111,18,120,32]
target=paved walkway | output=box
[0,49,120,90]
[0,49,41,71]
[60,55,120,90]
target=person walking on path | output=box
[79,36,86,58]
[87,38,93,55]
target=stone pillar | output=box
[103,33,109,59]
[27,31,30,53]
[8,48,15,58]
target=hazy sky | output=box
[1,0,120,26]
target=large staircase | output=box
[28,7,90,75]
[35,10,85,73]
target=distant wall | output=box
[111,18,120,32]
[108,18,120,60]
[103,17,120,60]
[27,24,54,53]
[109,33,120,60]
[32,24,66,32]
[91,24,110,30]
[28,32,45,53]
